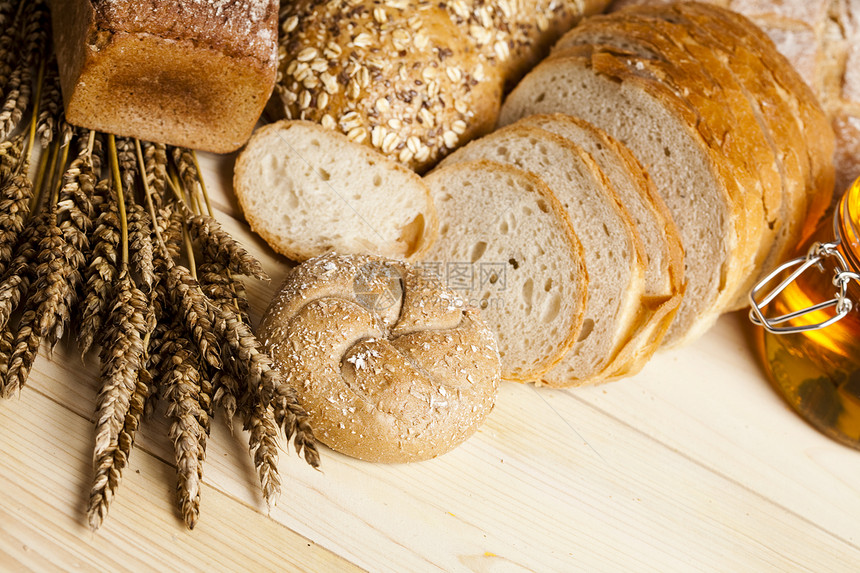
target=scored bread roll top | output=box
[274,0,503,172]
[50,0,279,152]
[258,253,501,463]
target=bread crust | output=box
[257,253,501,463]
[670,3,834,242]
[608,12,809,289]
[49,0,278,153]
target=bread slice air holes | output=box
[522,278,534,314]
[470,241,488,263]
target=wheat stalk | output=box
[0,209,46,332]
[245,401,282,507]
[141,141,167,211]
[127,201,155,291]
[78,179,119,357]
[21,0,48,68]
[0,3,19,76]
[165,264,223,370]
[0,135,21,180]
[88,269,149,531]
[0,171,32,273]
[197,260,282,501]
[1,309,39,398]
[18,209,73,348]
[0,0,46,141]
[0,65,27,142]
[115,136,138,202]
[181,203,268,281]
[171,147,201,204]
[0,324,13,381]
[198,261,251,318]
[34,55,59,148]
[205,286,320,469]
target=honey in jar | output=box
[750,177,860,448]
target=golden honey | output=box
[753,178,860,448]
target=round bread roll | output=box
[273,0,503,173]
[257,253,501,463]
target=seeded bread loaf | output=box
[49,0,278,153]
[273,0,611,171]
[422,161,587,382]
[233,120,437,262]
[444,0,611,89]
[273,0,503,173]
[258,253,501,463]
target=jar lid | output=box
[750,207,860,334]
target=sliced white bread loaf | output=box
[438,124,647,386]
[499,53,749,347]
[549,19,790,313]
[569,5,825,309]
[421,160,587,382]
[516,113,684,379]
[233,120,438,262]
[668,3,833,272]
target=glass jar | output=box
[750,177,860,448]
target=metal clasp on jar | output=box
[749,240,860,334]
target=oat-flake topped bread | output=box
[444,0,611,89]
[258,253,501,463]
[49,0,279,152]
[272,0,611,171]
[273,0,503,172]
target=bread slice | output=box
[587,4,826,307]
[500,53,749,346]
[233,120,438,262]
[421,160,587,382]
[516,113,684,379]
[550,22,786,312]
[673,2,834,244]
[516,113,682,299]
[438,124,647,385]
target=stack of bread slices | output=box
[236,3,835,387]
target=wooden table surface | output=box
[1,151,859,573]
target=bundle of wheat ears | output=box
[0,0,319,530]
